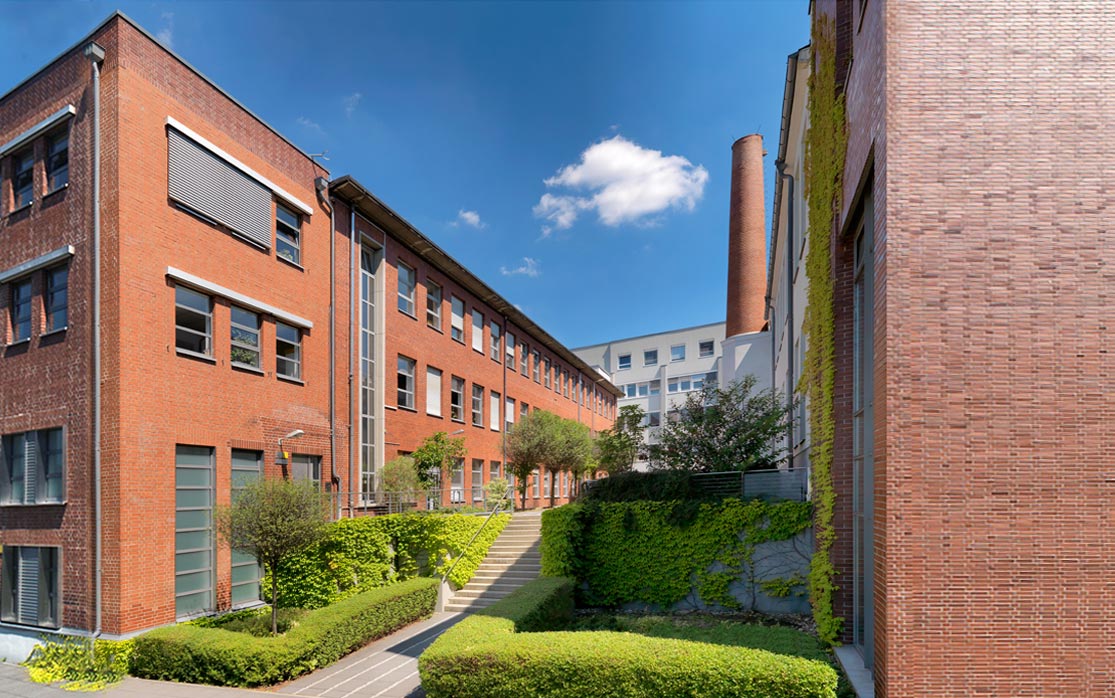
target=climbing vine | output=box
[802,13,847,646]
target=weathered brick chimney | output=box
[725,134,767,337]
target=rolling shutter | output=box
[168,129,272,249]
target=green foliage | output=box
[130,578,436,687]
[578,470,725,503]
[505,410,562,508]
[382,455,422,493]
[419,577,837,698]
[541,500,811,610]
[484,476,510,508]
[411,432,467,487]
[595,404,646,475]
[24,637,134,692]
[649,376,794,472]
[802,12,847,647]
[761,574,807,599]
[199,607,308,637]
[548,418,592,506]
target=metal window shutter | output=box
[168,129,272,249]
[22,434,37,505]
[19,547,39,625]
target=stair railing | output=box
[437,491,514,611]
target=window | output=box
[471,385,484,426]
[2,428,64,505]
[10,279,31,343]
[648,411,661,427]
[532,350,541,382]
[44,129,69,193]
[543,358,552,388]
[489,391,501,431]
[471,460,484,502]
[175,445,214,617]
[12,149,33,209]
[450,296,465,342]
[649,380,660,396]
[230,449,262,605]
[397,356,416,409]
[532,469,540,498]
[563,370,570,398]
[505,397,514,432]
[520,402,529,420]
[617,354,631,370]
[291,454,321,488]
[671,344,686,362]
[1,546,59,628]
[426,367,443,417]
[450,459,465,503]
[520,342,530,375]
[230,306,261,369]
[637,383,649,398]
[397,263,416,316]
[643,349,658,366]
[450,376,465,422]
[489,460,501,481]
[505,332,515,365]
[275,204,301,264]
[471,310,484,352]
[426,280,442,330]
[490,321,502,361]
[543,469,551,498]
[699,340,715,358]
[359,246,378,504]
[625,384,636,398]
[45,266,68,332]
[174,286,212,356]
[276,322,302,380]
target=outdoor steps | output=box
[443,512,543,613]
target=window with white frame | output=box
[174,286,211,357]
[471,459,484,502]
[276,204,301,265]
[1,428,64,505]
[230,306,261,369]
[426,367,443,416]
[397,263,416,316]
[397,356,416,409]
[489,391,501,431]
[671,344,686,362]
[505,397,514,432]
[617,354,631,370]
[643,349,658,366]
[532,350,541,382]
[490,321,502,361]
[450,296,465,342]
[450,376,465,422]
[505,332,515,365]
[543,358,552,388]
[1,545,60,628]
[276,322,302,380]
[520,402,529,420]
[699,340,715,358]
[532,469,540,498]
[426,280,442,330]
[520,342,530,375]
[471,309,484,352]
[471,385,484,426]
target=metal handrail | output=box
[440,490,513,586]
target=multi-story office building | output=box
[0,12,615,659]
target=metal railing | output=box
[324,487,512,517]
[437,489,514,611]
[579,467,808,502]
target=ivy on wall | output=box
[801,13,847,646]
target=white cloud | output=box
[533,135,708,230]
[501,257,541,278]
[455,209,485,229]
[297,116,324,135]
[343,92,362,118]
[156,12,174,48]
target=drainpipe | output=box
[84,40,105,643]
[348,206,356,515]
[776,161,795,466]
[316,178,339,516]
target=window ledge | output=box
[451,335,465,345]
[426,412,444,419]
[40,326,68,338]
[277,374,305,386]
[1,500,66,508]
[385,405,398,411]
[450,417,465,424]
[6,338,31,349]
[232,362,265,375]
[42,183,69,201]
[427,324,444,334]
[6,202,33,218]
[277,256,304,272]
[398,308,418,321]
[176,348,216,364]
[397,405,417,413]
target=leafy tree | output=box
[505,410,562,509]
[547,418,592,507]
[596,405,647,475]
[215,478,330,635]
[650,375,792,473]
[484,476,510,509]
[382,455,422,493]
[411,432,467,488]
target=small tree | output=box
[596,405,646,475]
[382,455,422,494]
[216,478,330,635]
[505,410,561,509]
[548,418,592,507]
[411,432,467,488]
[650,375,792,473]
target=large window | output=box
[471,309,484,352]
[276,322,302,380]
[489,391,501,431]
[174,286,212,357]
[175,445,214,617]
[397,356,416,409]
[10,279,32,343]
[426,367,443,417]
[397,263,416,316]
[359,246,378,503]
[1,546,59,628]
[450,296,465,342]
[230,306,261,369]
[471,460,484,503]
[2,428,64,505]
[291,454,321,488]
[230,449,262,606]
[46,129,68,193]
[45,266,68,332]
[490,321,502,361]
[450,376,465,422]
[450,459,465,503]
[471,385,484,426]
[275,204,301,265]
[426,280,442,330]
[12,149,34,210]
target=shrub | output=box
[419,577,837,698]
[24,637,134,691]
[131,577,436,687]
[578,470,715,503]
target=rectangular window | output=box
[644,349,658,366]
[276,322,302,380]
[175,445,214,617]
[450,459,464,503]
[625,384,637,398]
[532,469,540,498]
[230,306,261,369]
[1,546,59,628]
[520,402,529,420]
[563,370,570,398]
[490,321,502,361]
[543,358,552,389]
[10,279,32,343]
[426,367,443,417]
[12,149,33,209]
[563,471,570,497]
[637,383,649,398]
[291,454,321,488]
[426,280,442,330]
[648,411,661,427]
[543,469,551,498]
[649,380,661,396]
[699,340,715,358]
[532,350,541,382]
[230,449,262,606]
[617,354,631,371]
[471,460,484,502]
[450,376,465,422]
[174,286,211,356]
[520,342,530,375]
[490,391,501,431]
[397,356,416,409]
[505,332,515,365]
[450,296,465,342]
[505,397,514,433]
[671,344,686,362]
[276,204,301,265]
[45,266,68,332]
[46,130,69,193]
[471,309,484,352]
[489,460,501,481]
[397,263,416,316]
[471,385,484,426]
[2,428,64,505]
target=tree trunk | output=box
[548,468,557,509]
[271,565,278,636]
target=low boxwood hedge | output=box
[131,577,436,687]
[419,576,837,698]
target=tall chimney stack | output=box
[725,134,767,337]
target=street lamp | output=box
[277,429,305,479]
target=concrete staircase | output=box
[443,511,542,613]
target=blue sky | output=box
[0,1,808,348]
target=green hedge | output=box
[579,470,725,502]
[269,512,509,608]
[131,578,436,687]
[541,500,811,609]
[419,576,837,698]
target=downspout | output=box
[317,178,339,515]
[500,315,508,470]
[348,206,356,515]
[777,161,795,464]
[84,41,105,643]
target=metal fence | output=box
[324,487,505,517]
[580,467,808,503]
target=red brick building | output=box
[0,12,614,657]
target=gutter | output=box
[317,178,340,513]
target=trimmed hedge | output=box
[579,470,723,502]
[419,577,837,698]
[131,577,436,687]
